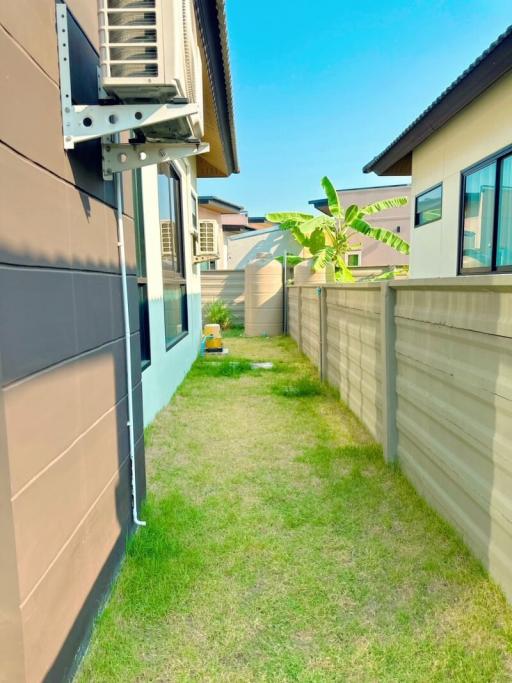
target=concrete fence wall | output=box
[288,276,512,602]
[201,270,245,325]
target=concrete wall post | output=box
[380,283,398,462]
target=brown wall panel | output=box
[0,22,115,207]
[3,340,128,496]
[0,1,146,678]
[66,0,100,51]
[0,143,136,274]
[0,359,26,682]
[0,0,59,81]
[12,399,130,601]
[20,461,132,683]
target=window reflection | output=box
[497,155,512,267]
[157,165,188,348]
[462,162,496,269]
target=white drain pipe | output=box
[115,171,146,527]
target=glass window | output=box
[415,184,442,226]
[497,155,512,268]
[132,169,151,369]
[347,252,360,267]
[191,192,198,232]
[158,165,188,349]
[200,261,217,271]
[461,162,496,270]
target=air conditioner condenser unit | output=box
[193,220,220,263]
[98,0,204,141]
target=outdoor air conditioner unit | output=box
[194,220,220,263]
[98,0,204,141]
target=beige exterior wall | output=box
[0,4,143,681]
[410,71,512,278]
[198,207,250,269]
[338,186,411,268]
[314,185,411,268]
[227,227,302,270]
[201,270,245,324]
[288,276,512,602]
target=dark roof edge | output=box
[195,0,239,175]
[309,183,411,206]
[363,25,512,176]
[198,195,244,212]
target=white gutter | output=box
[115,172,146,528]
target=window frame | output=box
[458,143,512,275]
[345,251,361,267]
[132,169,151,371]
[158,162,190,351]
[414,183,443,228]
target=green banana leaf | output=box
[360,197,408,215]
[335,256,356,282]
[312,246,336,271]
[344,204,360,223]
[298,215,334,236]
[321,176,343,217]
[350,219,410,254]
[266,212,313,223]
[275,255,305,267]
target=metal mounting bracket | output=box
[56,3,205,170]
[102,141,210,180]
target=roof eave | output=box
[195,0,239,176]
[364,26,512,176]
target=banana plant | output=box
[267,176,409,282]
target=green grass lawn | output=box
[78,335,512,682]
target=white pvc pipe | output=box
[115,172,146,527]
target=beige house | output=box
[364,26,512,279]
[198,196,255,269]
[309,184,411,268]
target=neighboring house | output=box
[198,195,254,269]
[227,225,302,269]
[0,1,237,681]
[248,216,278,230]
[364,26,512,279]
[309,185,411,268]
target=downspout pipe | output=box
[115,172,146,528]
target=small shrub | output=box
[203,299,232,330]
[271,376,324,398]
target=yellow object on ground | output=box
[203,323,223,352]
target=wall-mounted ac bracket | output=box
[192,253,220,265]
[56,3,207,175]
[102,141,210,180]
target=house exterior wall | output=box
[410,71,512,278]
[140,160,202,427]
[0,3,144,681]
[339,186,411,267]
[288,277,512,603]
[198,206,250,269]
[227,227,301,270]
[198,205,228,268]
[313,185,411,267]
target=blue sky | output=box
[198,1,511,216]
